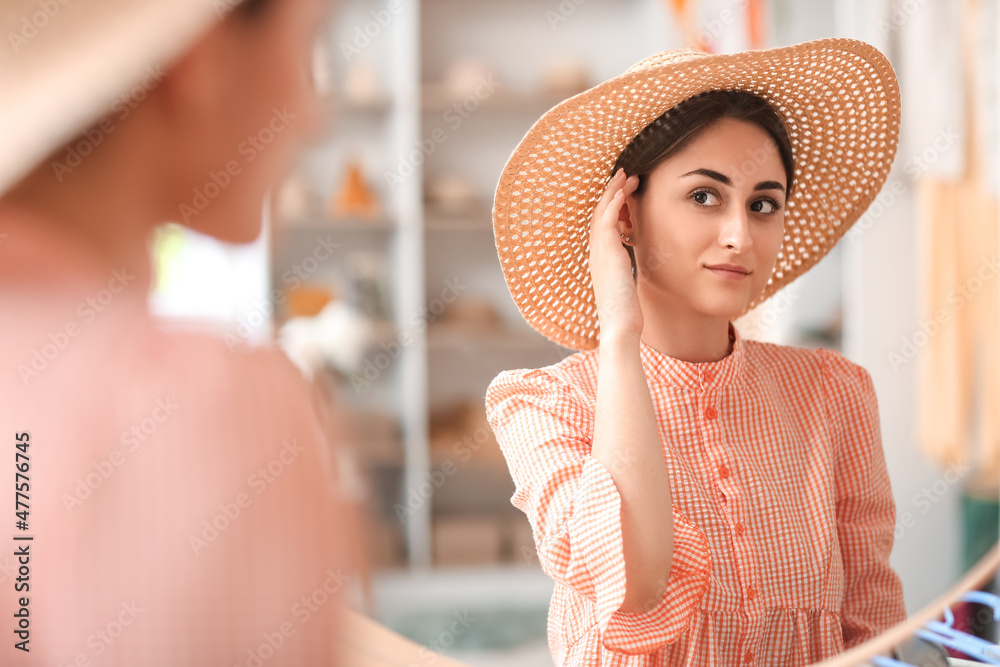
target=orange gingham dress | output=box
[485,327,906,666]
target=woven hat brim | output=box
[0,0,224,194]
[493,38,901,351]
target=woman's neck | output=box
[0,148,158,295]
[638,292,734,363]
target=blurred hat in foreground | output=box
[0,0,233,193]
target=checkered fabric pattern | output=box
[485,328,905,666]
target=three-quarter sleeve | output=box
[820,350,907,647]
[485,367,712,654]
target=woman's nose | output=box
[719,207,753,253]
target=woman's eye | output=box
[750,198,779,214]
[692,190,720,206]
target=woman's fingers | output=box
[594,180,632,245]
[593,168,627,222]
[597,173,639,234]
[609,175,639,225]
[623,174,639,198]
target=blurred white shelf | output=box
[373,564,553,613]
[279,216,396,232]
[425,220,493,234]
[423,205,492,232]
[427,326,554,351]
[421,85,581,113]
[329,95,395,116]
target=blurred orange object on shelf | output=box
[288,284,336,318]
[331,160,380,221]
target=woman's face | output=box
[626,117,788,320]
[174,0,326,243]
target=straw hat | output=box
[0,0,229,193]
[493,38,901,351]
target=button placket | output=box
[700,386,762,616]
[700,391,735,527]
[701,369,716,391]
[727,490,760,615]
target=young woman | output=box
[0,0,345,663]
[486,41,906,665]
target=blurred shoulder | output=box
[137,328,327,442]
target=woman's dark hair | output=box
[236,0,274,18]
[612,90,795,197]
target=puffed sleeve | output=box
[485,367,711,654]
[820,350,907,648]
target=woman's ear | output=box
[618,200,636,237]
[617,199,638,279]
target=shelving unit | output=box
[272,0,609,573]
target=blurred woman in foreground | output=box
[0,0,346,663]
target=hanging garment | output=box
[912,0,1000,490]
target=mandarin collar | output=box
[638,323,744,391]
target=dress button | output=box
[735,523,745,536]
[719,465,730,478]
[704,370,715,383]
[747,588,757,600]
[704,406,718,420]
[744,650,754,663]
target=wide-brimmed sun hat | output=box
[0,0,229,193]
[493,38,901,352]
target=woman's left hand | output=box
[588,168,642,343]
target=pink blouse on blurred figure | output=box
[0,205,345,665]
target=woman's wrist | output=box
[598,328,643,356]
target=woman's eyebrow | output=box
[754,180,785,192]
[681,169,786,193]
[681,168,731,185]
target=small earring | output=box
[620,233,632,245]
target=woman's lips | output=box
[705,264,751,281]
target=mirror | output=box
[265,0,1000,664]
